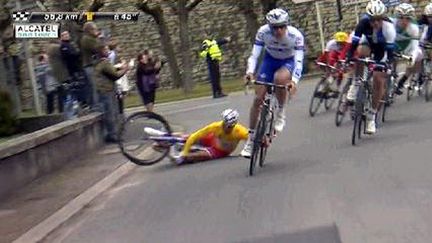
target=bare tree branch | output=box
[166,0,178,14]
[186,0,203,12]
[135,0,183,88]
[68,0,74,11]
[88,0,104,12]
[260,0,278,15]
[136,0,157,17]
[0,1,11,33]
[0,14,11,32]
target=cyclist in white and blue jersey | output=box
[241,8,304,158]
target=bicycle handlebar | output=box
[351,57,388,69]
[315,61,338,71]
[394,52,412,61]
[245,79,292,89]
[420,42,432,49]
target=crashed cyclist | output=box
[158,109,249,165]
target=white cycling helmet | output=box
[266,8,289,27]
[425,3,432,16]
[221,109,239,126]
[366,0,386,17]
[395,3,415,18]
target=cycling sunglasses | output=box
[371,17,384,22]
[271,25,287,30]
[398,16,412,20]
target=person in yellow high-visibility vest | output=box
[200,36,231,98]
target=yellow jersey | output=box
[182,121,248,156]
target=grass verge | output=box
[124,79,244,108]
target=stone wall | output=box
[10,0,430,108]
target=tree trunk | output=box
[178,0,193,93]
[236,0,259,43]
[260,0,278,15]
[154,8,183,88]
[136,2,182,88]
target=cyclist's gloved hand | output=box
[376,61,392,74]
[344,52,353,67]
[244,73,254,85]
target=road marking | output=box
[13,162,137,243]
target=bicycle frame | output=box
[150,136,186,146]
[350,58,387,145]
[247,80,289,175]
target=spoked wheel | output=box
[259,145,267,168]
[335,82,350,127]
[407,81,414,101]
[381,76,394,124]
[425,75,432,102]
[352,113,362,146]
[381,102,387,124]
[118,111,172,166]
[381,91,390,124]
[250,109,268,176]
[249,125,263,176]
[325,95,337,110]
[259,111,273,168]
[324,80,339,110]
[352,86,365,146]
[309,78,327,117]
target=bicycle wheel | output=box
[309,78,326,117]
[407,80,414,101]
[352,85,365,146]
[352,113,361,146]
[335,81,350,127]
[118,111,172,166]
[324,80,339,110]
[425,75,432,102]
[250,108,267,176]
[381,75,393,124]
[324,95,336,110]
[259,110,273,168]
[381,102,387,123]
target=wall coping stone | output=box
[0,113,102,160]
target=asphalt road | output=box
[43,79,432,243]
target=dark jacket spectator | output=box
[136,50,162,112]
[80,22,103,107]
[93,45,128,143]
[35,54,61,114]
[80,22,102,67]
[46,40,69,84]
[60,31,80,76]
[60,31,88,106]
